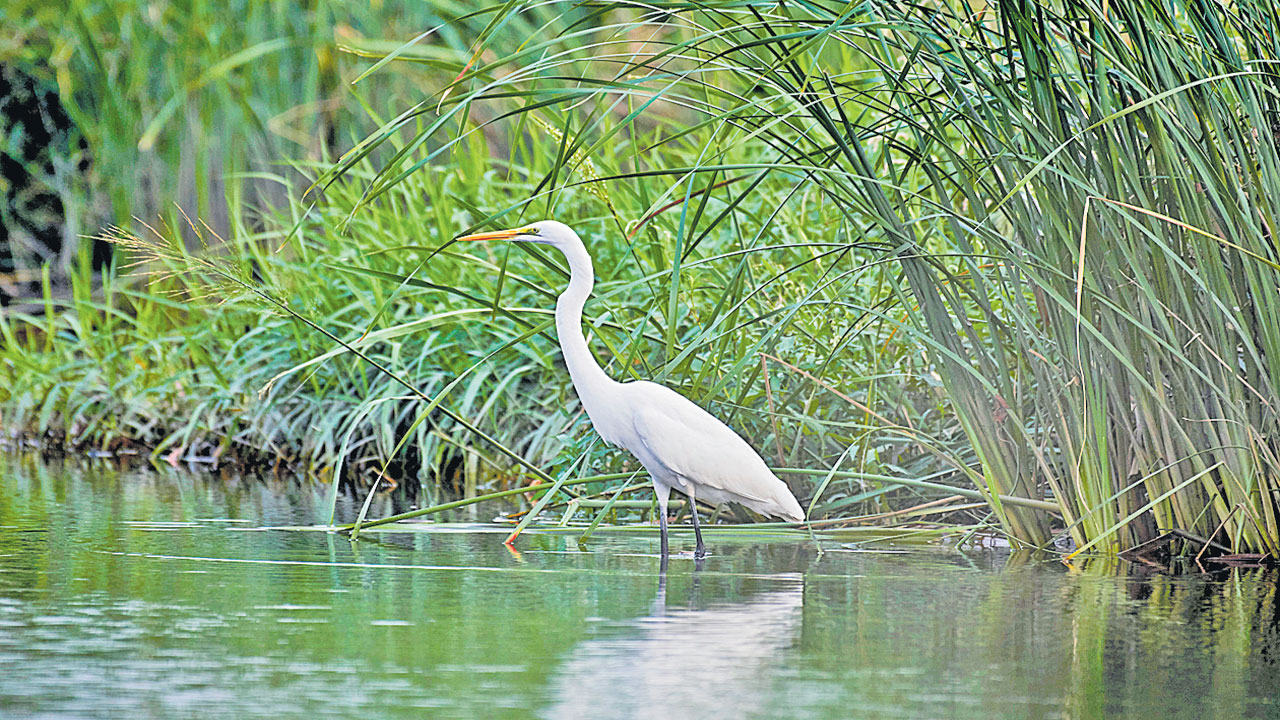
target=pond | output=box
[0,456,1276,719]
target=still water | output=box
[0,457,1276,719]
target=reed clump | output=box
[321,0,1280,554]
[7,0,1280,555]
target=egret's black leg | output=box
[655,482,671,570]
[659,510,669,572]
[689,497,706,559]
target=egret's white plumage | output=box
[457,220,804,561]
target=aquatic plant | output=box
[326,0,1280,554]
[6,0,1280,556]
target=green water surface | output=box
[0,457,1276,719]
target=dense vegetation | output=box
[4,0,1280,557]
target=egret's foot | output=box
[659,550,703,560]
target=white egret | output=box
[456,220,805,561]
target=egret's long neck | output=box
[554,240,615,397]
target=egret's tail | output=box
[775,490,805,523]
[754,478,804,523]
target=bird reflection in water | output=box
[542,572,805,719]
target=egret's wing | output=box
[628,383,801,519]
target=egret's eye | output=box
[522,227,540,236]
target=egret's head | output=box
[455,220,578,249]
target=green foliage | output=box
[322,0,1280,552]
[4,1,957,531]
[0,0,478,230]
[1,126,943,526]
[7,0,1280,554]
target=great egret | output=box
[456,220,805,561]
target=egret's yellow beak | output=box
[455,227,525,242]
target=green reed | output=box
[318,0,1280,553]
